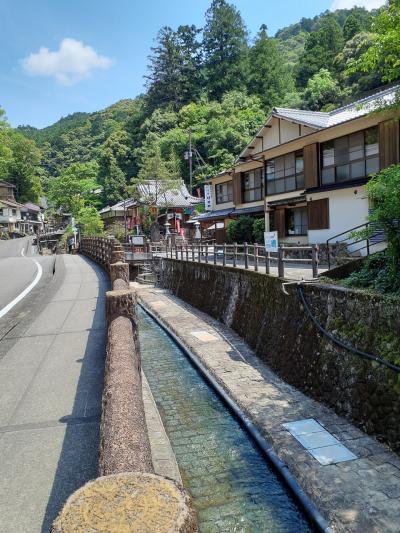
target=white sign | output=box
[264,231,278,253]
[131,236,144,245]
[204,184,213,211]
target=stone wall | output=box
[159,259,400,451]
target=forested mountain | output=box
[1,0,399,229]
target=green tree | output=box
[77,206,104,236]
[203,0,249,99]
[296,15,344,87]
[343,13,362,41]
[350,0,400,84]
[365,164,400,288]
[303,68,342,111]
[97,130,133,205]
[6,132,43,202]
[336,32,382,94]
[145,25,203,112]
[248,25,296,111]
[48,161,99,216]
[226,216,254,243]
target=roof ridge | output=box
[275,107,329,117]
[329,84,400,116]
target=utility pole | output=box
[189,129,193,194]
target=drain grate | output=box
[283,419,357,466]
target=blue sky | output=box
[0,0,385,128]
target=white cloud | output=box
[22,38,113,85]
[331,0,386,10]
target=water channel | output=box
[139,309,312,533]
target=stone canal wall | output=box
[159,259,400,451]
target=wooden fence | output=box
[150,242,320,279]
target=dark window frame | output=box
[241,168,264,203]
[215,180,233,205]
[321,126,380,186]
[285,206,308,237]
[265,150,305,196]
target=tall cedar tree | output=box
[296,15,344,87]
[145,25,202,112]
[247,25,295,111]
[203,0,248,100]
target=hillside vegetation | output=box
[1,0,399,230]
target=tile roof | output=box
[136,180,203,208]
[237,84,400,161]
[99,180,203,216]
[274,84,400,129]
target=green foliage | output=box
[343,251,400,294]
[351,0,400,83]
[203,0,249,99]
[145,25,203,112]
[303,69,342,111]
[295,15,344,87]
[252,218,265,244]
[226,215,262,243]
[248,25,295,111]
[366,164,400,286]
[77,206,104,236]
[48,161,99,216]
[0,127,43,202]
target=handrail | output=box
[156,242,319,279]
[326,221,387,270]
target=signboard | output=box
[204,184,213,211]
[131,236,144,245]
[264,231,278,253]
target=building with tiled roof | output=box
[201,85,399,249]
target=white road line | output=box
[0,251,43,319]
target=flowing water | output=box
[139,309,312,533]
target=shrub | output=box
[253,218,265,243]
[226,216,254,243]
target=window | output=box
[285,207,308,236]
[242,168,263,203]
[321,126,379,185]
[266,151,304,195]
[215,181,233,204]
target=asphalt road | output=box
[0,237,55,340]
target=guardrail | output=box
[152,242,319,279]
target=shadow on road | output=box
[41,258,109,531]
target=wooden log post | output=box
[244,242,249,270]
[222,243,226,267]
[233,243,237,268]
[205,245,209,264]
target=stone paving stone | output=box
[135,284,400,533]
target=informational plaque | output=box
[264,231,278,253]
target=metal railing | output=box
[326,222,386,270]
[151,242,319,279]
